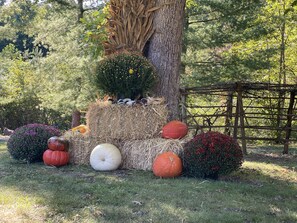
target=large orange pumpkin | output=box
[162,120,188,139]
[152,151,182,178]
[43,149,69,167]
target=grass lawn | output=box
[0,141,296,223]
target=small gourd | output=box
[71,125,89,134]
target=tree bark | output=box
[147,0,186,120]
[77,0,84,22]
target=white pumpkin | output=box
[90,143,122,171]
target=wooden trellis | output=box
[180,82,297,154]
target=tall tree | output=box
[0,0,103,129]
[147,0,186,120]
[181,0,297,87]
[181,0,270,87]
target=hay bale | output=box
[121,138,184,170]
[66,134,122,165]
[86,104,168,141]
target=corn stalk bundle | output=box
[104,0,158,54]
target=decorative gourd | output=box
[162,120,188,139]
[43,149,69,167]
[48,136,69,151]
[71,124,89,134]
[90,143,122,171]
[152,151,182,178]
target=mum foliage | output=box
[7,123,61,163]
[94,52,157,99]
[183,131,243,178]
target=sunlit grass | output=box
[242,161,297,183]
[0,186,47,222]
[0,141,296,223]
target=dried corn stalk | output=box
[104,0,159,55]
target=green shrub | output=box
[0,96,71,130]
[7,123,61,163]
[94,52,157,99]
[183,131,243,179]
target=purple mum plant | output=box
[7,123,61,163]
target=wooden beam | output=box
[224,91,233,136]
[283,91,296,154]
[233,94,239,140]
[237,88,247,155]
[180,93,187,122]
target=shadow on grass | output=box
[245,145,297,170]
[0,141,297,223]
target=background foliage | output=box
[182,0,297,86]
[0,0,296,134]
[0,0,103,130]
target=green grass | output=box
[0,142,296,223]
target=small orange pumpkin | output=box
[162,120,188,139]
[152,151,182,178]
[48,136,69,151]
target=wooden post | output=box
[283,91,295,154]
[224,91,233,136]
[180,88,187,123]
[233,83,247,155]
[238,90,247,155]
[276,91,284,143]
[233,93,239,140]
[71,110,81,128]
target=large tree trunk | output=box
[147,0,186,120]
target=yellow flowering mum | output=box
[129,68,134,75]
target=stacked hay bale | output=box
[67,134,123,165]
[67,102,185,170]
[121,138,184,170]
[87,103,167,140]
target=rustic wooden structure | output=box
[180,82,297,154]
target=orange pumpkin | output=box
[162,120,188,139]
[43,149,69,167]
[48,136,69,151]
[152,151,182,178]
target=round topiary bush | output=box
[183,131,243,179]
[7,123,61,163]
[94,52,157,99]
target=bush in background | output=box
[0,96,71,131]
[94,52,157,99]
[183,131,243,179]
[7,123,61,163]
